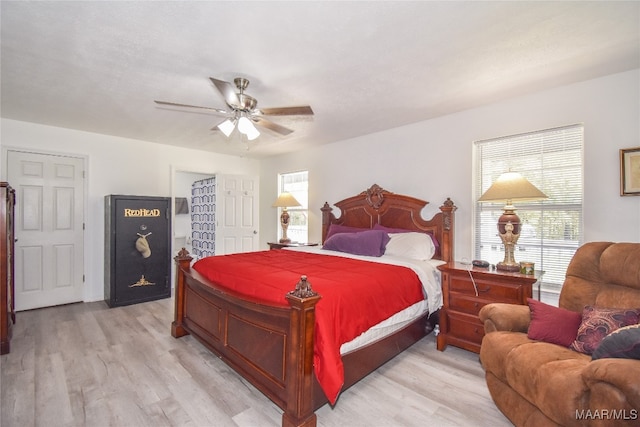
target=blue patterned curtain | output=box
[191,177,216,259]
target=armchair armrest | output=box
[583,359,640,409]
[478,303,531,333]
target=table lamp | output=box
[272,192,301,243]
[478,171,547,271]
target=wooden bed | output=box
[171,184,456,427]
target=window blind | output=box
[474,124,584,292]
[279,171,309,243]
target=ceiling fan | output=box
[155,77,314,141]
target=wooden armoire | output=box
[1,182,16,355]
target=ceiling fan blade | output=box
[257,106,314,116]
[154,100,228,114]
[210,78,241,107]
[252,117,294,136]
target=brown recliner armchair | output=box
[479,242,640,427]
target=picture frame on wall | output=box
[620,147,640,196]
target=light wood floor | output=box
[1,298,512,427]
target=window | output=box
[278,171,309,243]
[474,124,583,293]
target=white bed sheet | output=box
[283,245,444,354]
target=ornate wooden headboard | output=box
[321,184,456,262]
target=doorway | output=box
[173,170,212,256]
[171,170,259,258]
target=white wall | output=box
[259,69,640,260]
[1,120,260,302]
[2,69,638,304]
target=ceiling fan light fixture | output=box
[238,116,260,140]
[217,118,236,137]
[156,76,313,144]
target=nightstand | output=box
[436,262,540,353]
[267,242,319,250]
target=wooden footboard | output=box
[172,249,321,427]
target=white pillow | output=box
[384,232,435,260]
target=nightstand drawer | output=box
[450,276,520,301]
[449,293,491,316]
[447,312,485,344]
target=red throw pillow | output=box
[527,298,582,347]
[570,306,640,355]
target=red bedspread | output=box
[192,250,424,404]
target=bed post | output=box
[439,198,456,262]
[283,276,321,427]
[320,202,333,244]
[171,248,193,338]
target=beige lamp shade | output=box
[272,192,302,208]
[478,172,548,204]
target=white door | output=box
[216,174,259,254]
[8,151,85,311]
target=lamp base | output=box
[496,262,521,272]
[279,209,291,245]
[497,207,521,273]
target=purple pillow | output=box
[592,324,640,360]
[527,298,582,347]
[325,224,368,240]
[373,224,440,253]
[323,230,390,257]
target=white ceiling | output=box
[2,1,639,158]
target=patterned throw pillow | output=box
[570,306,640,354]
[592,324,640,360]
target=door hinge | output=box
[83,274,85,283]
